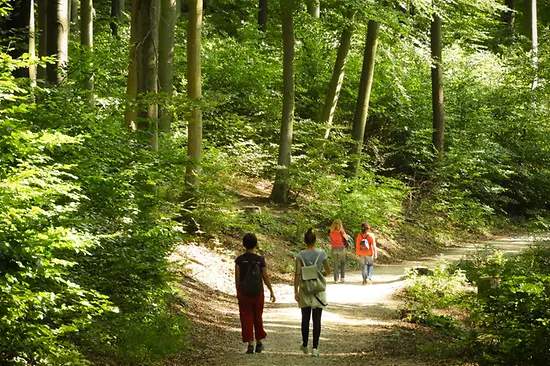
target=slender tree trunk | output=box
[271,0,294,203]
[322,9,356,139]
[306,0,319,18]
[70,0,79,24]
[503,0,515,26]
[80,0,93,91]
[186,0,203,186]
[46,0,69,84]
[158,0,177,132]
[258,0,267,32]
[111,0,124,37]
[430,14,444,160]
[348,20,379,176]
[29,0,37,87]
[37,0,47,80]
[524,0,538,89]
[136,0,160,151]
[124,0,138,129]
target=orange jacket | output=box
[356,232,376,256]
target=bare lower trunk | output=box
[124,0,138,128]
[271,0,294,203]
[46,0,69,85]
[306,0,319,18]
[110,0,124,37]
[158,0,177,131]
[29,0,37,87]
[523,0,538,89]
[136,0,160,151]
[80,0,93,91]
[322,9,355,139]
[430,14,444,160]
[186,0,203,186]
[348,20,379,176]
[258,0,267,31]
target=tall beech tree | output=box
[504,0,515,26]
[322,9,356,139]
[186,0,203,187]
[29,0,36,86]
[430,13,444,160]
[135,0,160,150]
[111,0,124,37]
[159,0,177,131]
[80,0,93,91]
[307,0,320,18]
[46,0,69,84]
[271,0,294,203]
[124,0,138,128]
[523,0,537,89]
[348,20,379,176]
[258,0,267,31]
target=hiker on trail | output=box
[355,222,378,285]
[235,233,276,354]
[294,228,331,357]
[329,219,349,283]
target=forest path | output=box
[176,236,537,366]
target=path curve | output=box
[177,236,537,366]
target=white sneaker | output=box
[300,344,309,355]
[311,348,320,357]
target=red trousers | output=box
[237,292,267,342]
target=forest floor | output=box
[166,236,537,366]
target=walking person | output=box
[329,219,348,283]
[294,228,331,357]
[355,222,378,284]
[235,233,276,354]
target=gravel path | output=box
[173,236,535,366]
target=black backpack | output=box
[240,259,263,296]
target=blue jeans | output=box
[331,247,346,281]
[359,256,374,281]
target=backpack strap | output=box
[313,250,322,265]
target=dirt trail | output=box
[174,236,537,366]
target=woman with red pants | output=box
[235,233,276,354]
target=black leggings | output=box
[301,307,323,349]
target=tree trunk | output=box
[348,20,379,176]
[29,0,37,87]
[270,0,294,203]
[158,0,177,132]
[322,9,356,139]
[503,0,515,26]
[258,0,267,31]
[110,0,124,37]
[70,0,79,24]
[523,0,538,89]
[37,0,47,80]
[80,0,93,91]
[430,14,444,160]
[186,0,203,186]
[46,0,69,84]
[124,0,138,129]
[306,0,319,18]
[136,0,160,151]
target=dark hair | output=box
[243,233,258,249]
[304,228,316,245]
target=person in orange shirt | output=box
[355,222,377,285]
[329,219,348,283]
